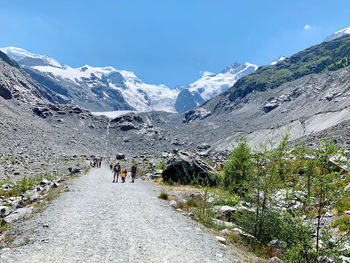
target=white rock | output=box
[345,210,350,215]
[215,236,226,244]
[169,200,177,207]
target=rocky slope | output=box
[179,34,350,151]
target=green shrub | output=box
[157,162,166,170]
[224,137,253,196]
[158,191,168,200]
[331,216,350,233]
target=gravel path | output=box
[1,165,237,263]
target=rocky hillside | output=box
[178,34,350,151]
[222,34,350,107]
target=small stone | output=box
[169,200,177,207]
[215,236,226,244]
[40,179,50,185]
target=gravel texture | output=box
[1,165,237,263]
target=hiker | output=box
[98,158,102,168]
[113,162,121,183]
[131,163,137,183]
[121,168,127,183]
[109,164,113,170]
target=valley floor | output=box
[0,164,237,263]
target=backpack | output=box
[131,165,137,173]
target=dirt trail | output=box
[0,164,237,263]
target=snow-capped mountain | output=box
[174,62,258,113]
[324,27,350,42]
[271,56,286,65]
[0,47,65,68]
[1,47,257,114]
[0,47,178,112]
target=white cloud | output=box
[304,24,311,31]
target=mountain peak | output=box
[324,26,350,42]
[0,46,65,69]
[271,56,286,65]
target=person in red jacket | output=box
[122,169,127,183]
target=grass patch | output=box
[331,215,350,233]
[335,196,350,214]
[158,191,169,200]
[0,222,11,234]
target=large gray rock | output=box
[162,151,217,185]
[4,207,32,223]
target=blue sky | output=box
[1,0,350,88]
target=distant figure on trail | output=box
[131,164,137,183]
[113,162,121,183]
[98,158,102,168]
[122,168,127,183]
[110,164,113,170]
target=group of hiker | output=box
[91,156,138,183]
[110,162,137,183]
[91,157,102,168]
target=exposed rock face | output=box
[0,84,12,100]
[110,113,144,131]
[183,108,211,123]
[162,151,217,185]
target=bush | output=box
[158,191,168,200]
[157,162,166,170]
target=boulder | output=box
[263,99,279,113]
[170,200,177,207]
[116,154,125,160]
[4,208,32,223]
[0,206,12,217]
[217,206,238,222]
[29,192,41,202]
[111,113,144,131]
[0,84,12,100]
[68,167,81,174]
[183,108,211,123]
[162,151,217,185]
[32,106,52,118]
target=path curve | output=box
[1,164,237,263]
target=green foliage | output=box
[193,189,216,227]
[0,175,49,198]
[212,191,240,207]
[335,196,350,214]
[331,216,350,233]
[228,34,350,101]
[157,161,166,170]
[224,137,253,196]
[190,172,222,187]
